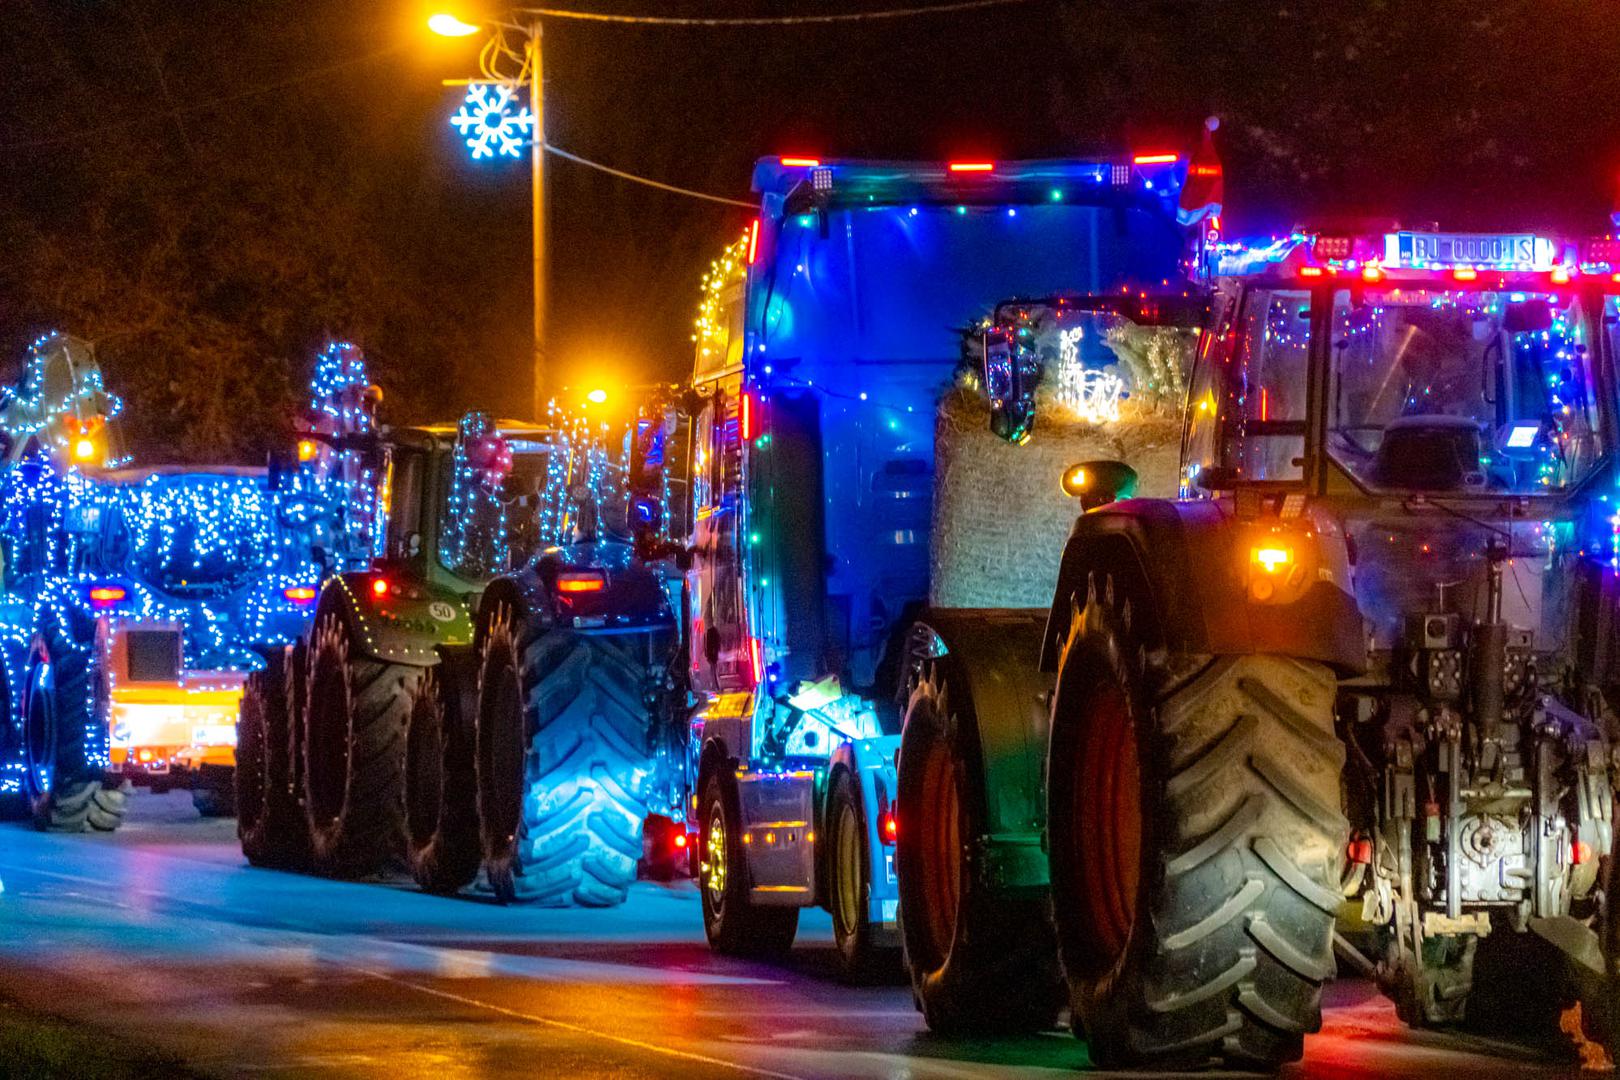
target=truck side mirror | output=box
[1060,460,1137,511]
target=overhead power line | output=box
[544,144,756,207]
[517,0,1034,26]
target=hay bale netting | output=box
[929,387,1183,610]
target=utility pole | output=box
[527,17,547,419]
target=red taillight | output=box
[284,586,317,604]
[748,637,764,685]
[1550,266,1573,285]
[1453,267,1479,281]
[1298,266,1325,278]
[1574,836,1593,866]
[1131,152,1179,165]
[881,810,898,844]
[739,390,758,441]
[779,156,820,168]
[948,161,994,173]
[1347,836,1373,866]
[747,219,760,265]
[89,585,127,608]
[371,578,390,597]
[556,573,606,594]
[674,832,688,849]
[1361,265,1383,282]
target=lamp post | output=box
[432,11,547,421]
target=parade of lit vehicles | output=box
[15,132,1620,1074]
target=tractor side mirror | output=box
[1060,460,1137,511]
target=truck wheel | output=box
[406,665,481,895]
[698,767,799,956]
[22,627,127,834]
[828,767,897,983]
[302,613,415,877]
[1047,577,1347,1071]
[476,609,652,907]
[897,655,1064,1034]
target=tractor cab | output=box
[1190,230,1620,652]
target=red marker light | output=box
[880,810,898,844]
[747,219,760,265]
[1347,836,1373,865]
[283,586,317,604]
[673,832,688,849]
[739,390,759,441]
[948,161,994,173]
[779,156,820,168]
[556,573,606,594]
[748,637,764,685]
[371,578,390,597]
[1453,267,1479,281]
[1550,266,1573,285]
[1298,266,1325,278]
[1361,265,1383,282]
[1574,837,1592,866]
[88,585,127,608]
[1132,152,1179,165]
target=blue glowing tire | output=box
[476,609,653,907]
[22,621,127,834]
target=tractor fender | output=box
[315,575,450,668]
[910,610,1053,893]
[826,734,903,940]
[1040,498,1366,677]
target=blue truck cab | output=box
[671,155,1195,973]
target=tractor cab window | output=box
[1184,288,1310,489]
[383,446,426,561]
[1328,289,1601,493]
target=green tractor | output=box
[237,411,579,887]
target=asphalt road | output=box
[0,793,1593,1079]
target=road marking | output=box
[355,967,808,1080]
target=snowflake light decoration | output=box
[450,83,534,160]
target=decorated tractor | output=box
[645,150,1211,980]
[238,399,681,908]
[0,333,327,830]
[905,225,1620,1071]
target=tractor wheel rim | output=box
[833,800,860,939]
[1075,682,1141,964]
[920,736,961,964]
[705,806,727,910]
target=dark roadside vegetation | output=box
[0,995,205,1080]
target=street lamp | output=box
[431,10,548,422]
[585,388,608,405]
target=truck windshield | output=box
[1328,289,1602,493]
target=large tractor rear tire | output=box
[897,655,1064,1034]
[1047,575,1347,1071]
[698,767,799,957]
[476,608,652,907]
[406,663,482,895]
[0,664,28,821]
[302,613,416,877]
[22,622,127,834]
[238,648,310,868]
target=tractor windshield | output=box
[1328,289,1602,494]
[437,444,556,581]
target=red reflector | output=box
[747,219,760,265]
[739,390,759,441]
[371,578,390,597]
[1347,837,1373,865]
[556,574,606,594]
[1131,152,1179,165]
[284,586,317,603]
[779,156,820,167]
[1574,837,1593,865]
[948,161,994,173]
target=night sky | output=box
[0,0,1614,461]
